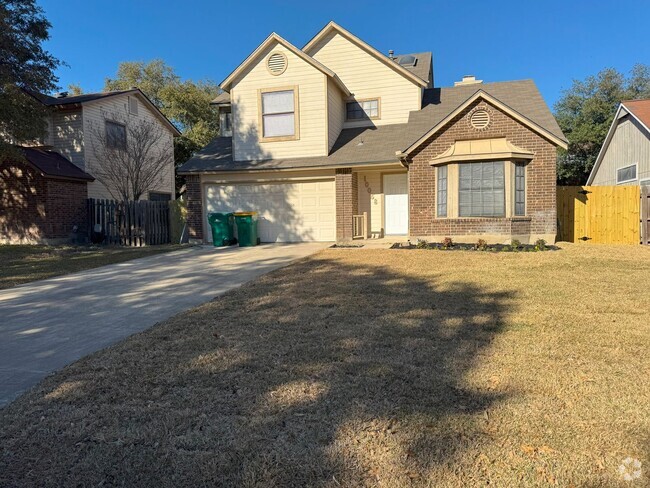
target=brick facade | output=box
[185,175,204,241]
[1,158,88,243]
[408,99,557,241]
[335,168,358,241]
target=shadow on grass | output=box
[0,252,515,486]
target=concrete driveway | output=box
[0,243,327,407]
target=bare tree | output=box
[90,111,171,201]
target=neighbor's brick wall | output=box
[44,178,88,238]
[185,175,203,240]
[0,159,47,243]
[335,168,358,241]
[408,99,557,238]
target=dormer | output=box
[220,33,350,161]
[303,22,430,129]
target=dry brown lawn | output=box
[1,243,648,487]
[0,244,184,289]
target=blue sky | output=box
[40,0,650,109]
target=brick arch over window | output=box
[407,99,557,238]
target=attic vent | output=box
[128,96,138,115]
[470,109,490,130]
[267,52,288,76]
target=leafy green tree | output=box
[67,83,83,95]
[554,64,650,185]
[0,0,61,159]
[104,60,220,192]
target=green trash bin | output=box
[234,212,259,247]
[208,212,234,246]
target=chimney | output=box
[388,49,394,60]
[54,91,69,98]
[454,75,483,86]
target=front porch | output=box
[335,167,409,242]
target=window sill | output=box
[260,135,299,143]
[435,216,531,222]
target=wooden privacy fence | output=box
[557,186,644,245]
[642,186,650,245]
[87,198,171,246]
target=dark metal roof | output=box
[179,79,565,174]
[22,147,95,181]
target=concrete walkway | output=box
[0,243,327,407]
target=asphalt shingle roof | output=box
[28,89,138,106]
[179,79,566,174]
[22,147,95,181]
[623,99,650,129]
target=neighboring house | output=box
[179,21,567,244]
[1,89,180,243]
[587,99,650,186]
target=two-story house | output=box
[178,21,567,244]
[1,89,179,243]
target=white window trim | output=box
[640,178,650,186]
[345,97,381,121]
[616,163,638,184]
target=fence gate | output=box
[557,186,641,245]
[642,186,650,245]
[87,198,171,246]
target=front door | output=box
[384,173,409,235]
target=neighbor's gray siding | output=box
[50,109,85,170]
[591,115,650,185]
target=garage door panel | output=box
[205,180,335,242]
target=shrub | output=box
[475,239,488,251]
[441,237,454,249]
[416,239,429,249]
[511,239,522,250]
[535,239,547,251]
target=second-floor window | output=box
[346,99,379,121]
[105,121,126,150]
[261,89,296,139]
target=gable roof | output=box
[211,92,231,105]
[586,100,650,184]
[179,79,566,174]
[220,32,350,95]
[302,21,429,88]
[27,88,182,136]
[21,147,95,181]
[401,82,568,154]
[621,99,650,131]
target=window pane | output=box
[515,163,525,216]
[617,165,636,183]
[262,90,294,115]
[263,113,295,137]
[437,165,447,217]
[106,121,126,150]
[346,99,379,120]
[458,161,505,217]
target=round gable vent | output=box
[267,52,288,76]
[470,109,490,130]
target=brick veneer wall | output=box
[408,99,557,239]
[335,168,358,241]
[185,175,203,241]
[0,158,88,243]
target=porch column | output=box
[335,168,358,242]
[185,175,204,242]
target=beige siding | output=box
[327,78,345,151]
[592,116,650,185]
[309,31,421,129]
[231,41,328,161]
[81,93,175,200]
[50,109,85,169]
[356,170,384,237]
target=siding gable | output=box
[309,31,422,128]
[231,41,328,160]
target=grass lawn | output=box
[1,244,648,487]
[0,244,184,290]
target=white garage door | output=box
[205,180,336,242]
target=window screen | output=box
[346,99,379,120]
[106,121,126,150]
[459,161,505,217]
[617,164,637,183]
[261,90,295,138]
[437,165,447,217]
[515,162,526,216]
